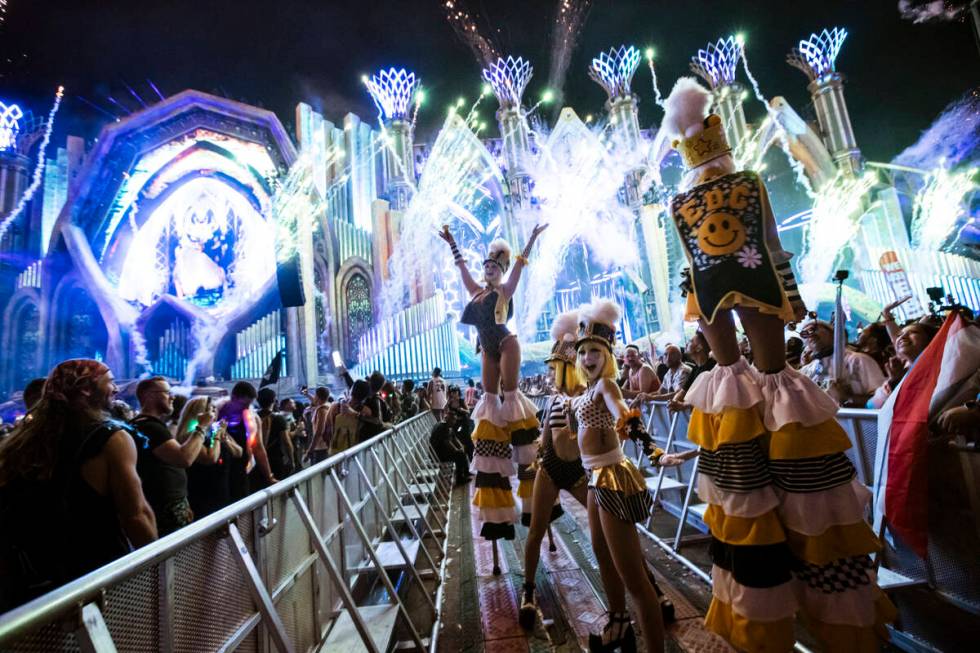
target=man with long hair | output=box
[0,359,157,610]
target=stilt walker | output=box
[439,224,547,574]
[659,77,894,653]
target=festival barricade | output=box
[0,411,451,653]
[628,400,980,652]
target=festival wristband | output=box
[516,254,529,266]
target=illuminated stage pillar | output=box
[589,45,662,333]
[0,150,29,255]
[364,69,421,299]
[484,57,535,337]
[690,36,749,154]
[788,28,862,175]
[384,119,416,211]
[713,84,748,152]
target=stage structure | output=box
[0,25,977,395]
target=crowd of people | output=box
[508,293,980,442]
[0,358,490,611]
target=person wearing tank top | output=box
[427,369,448,420]
[570,299,666,653]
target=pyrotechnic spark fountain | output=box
[645,48,665,108]
[443,0,500,68]
[381,111,505,317]
[273,153,327,264]
[547,0,593,104]
[0,86,64,242]
[799,170,877,286]
[911,163,979,251]
[521,110,642,334]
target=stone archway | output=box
[342,270,372,367]
[48,277,109,367]
[1,292,41,392]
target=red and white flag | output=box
[874,312,980,557]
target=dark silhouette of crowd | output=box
[1,300,977,614]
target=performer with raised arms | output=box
[438,224,546,575]
[571,299,665,653]
[660,77,893,652]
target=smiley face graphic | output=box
[696,212,746,256]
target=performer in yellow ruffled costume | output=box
[658,77,895,653]
[439,224,547,574]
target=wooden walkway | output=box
[436,482,736,652]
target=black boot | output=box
[518,583,536,630]
[587,611,636,652]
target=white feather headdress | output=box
[662,77,712,140]
[547,309,580,365]
[576,299,621,351]
[485,238,512,272]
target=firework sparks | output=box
[442,0,500,69]
[520,109,642,334]
[799,170,878,285]
[547,0,593,104]
[381,110,505,316]
[0,86,64,242]
[911,163,978,251]
[645,49,665,108]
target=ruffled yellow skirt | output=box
[589,459,653,523]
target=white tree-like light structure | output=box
[0,100,23,151]
[363,68,419,121]
[787,27,848,81]
[690,36,742,89]
[482,56,533,108]
[588,45,641,99]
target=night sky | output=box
[2,0,977,163]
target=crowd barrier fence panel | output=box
[0,411,448,653]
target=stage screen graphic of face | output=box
[117,176,275,312]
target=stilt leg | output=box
[492,539,501,575]
[547,525,557,552]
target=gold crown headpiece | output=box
[546,339,577,365]
[672,114,731,170]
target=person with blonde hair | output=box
[570,299,665,653]
[183,396,243,518]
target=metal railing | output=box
[0,411,450,653]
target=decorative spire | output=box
[787,27,848,82]
[588,45,642,99]
[482,56,533,109]
[689,36,742,89]
[363,68,419,121]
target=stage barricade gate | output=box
[0,411,453,653]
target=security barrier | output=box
[0,411,450,653]
[531,392,979,652]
